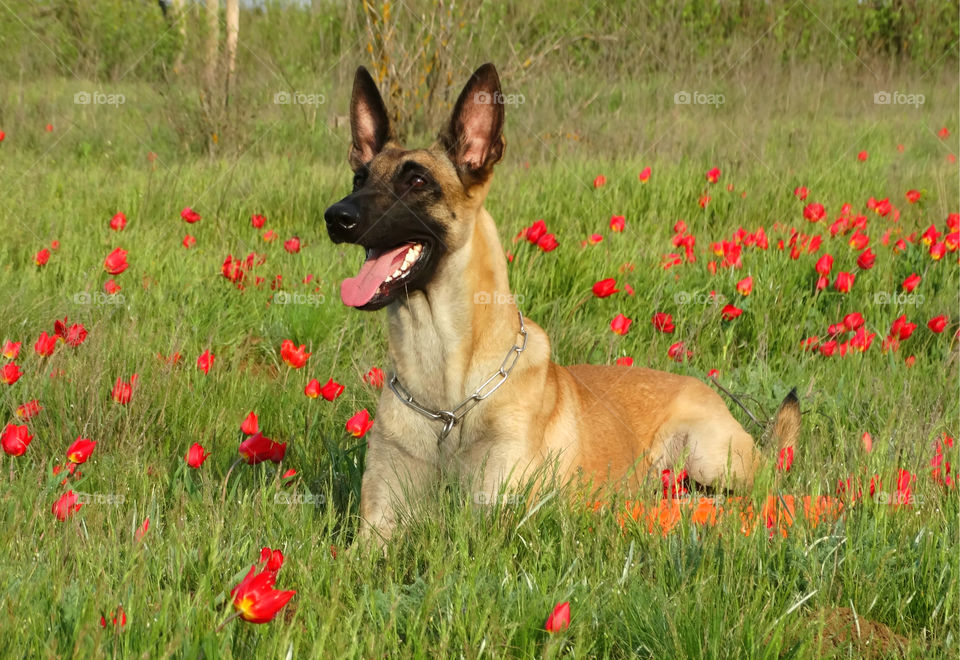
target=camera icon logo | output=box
[674,91,691,105]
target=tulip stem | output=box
[215,610,241,633]
[220,457,244,505]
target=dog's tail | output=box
[769,388,801,453]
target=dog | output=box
[324,63,801,545]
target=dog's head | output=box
[325,64,505,310]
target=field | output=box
[1,2,959,658]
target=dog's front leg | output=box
[355,429,435,549]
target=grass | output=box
[0,60,958,657]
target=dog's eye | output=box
[352,172,367,191]
[409,174,427,189]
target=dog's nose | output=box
[325,202,359,232]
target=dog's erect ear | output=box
[440,63,505,182]
[349,66,392,170]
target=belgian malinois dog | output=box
[325,63,801,545]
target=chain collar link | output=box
[388,310,527,444]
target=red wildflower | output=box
[1,424,33,456]
[793,186,808,200]
[777,446,794,471]
[66,438,96,464]
[667,342,691,362]
[238,432,286,465]
[638,167,651,182]
[230,566,296,624]
[304,379,321,399]
[593,175,606,188]
[834,271,855,293]
[34,331,56,357]
[186,442,210,468]
[856,248,876,270]
[346,409,374,438]
[928,315,948,333]
[720,304,742,321]
[843,312,864,331]
[651,313,675,334]
[197,349,214,374]
[803,203,825,222]
[16,400,41,419]
[609,215,625,232]
[902,273,921,292]
[183,234,196,248]
[181,207,201,223]
[52,490,82,521]
[35,248,50,266]
[545,601,570,633]
[537,233,559,252]
[112,375,136,404]
[2,340,20,359]
[592,278,619,298]
[110,212,127,231]
[706,167,721,183]
[104,248,129,275]
[610,314,632,336]
[905,190,921,204]
[2,363,22,385]
[364,367,385,388]
[319,379,345,402]
[615,357,633,366]
[251,214,266,228]
[284,237,301,254]
[280,340,311,369]
[736,276,753,296]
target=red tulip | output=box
[587,233,603,245]
[181,207,201,223]
[239,432,287,465]
[610,313,632,336]
[135,517,150,543]
[849,327,876,352]
[280,340,311,369]
[651,312,674,334]
[259,547,285,574]
[615,357,633,366]
[319,378,345,401]
[545,601,570,632]
[857,150,867,162]
[304,379,321,399]
[793,186,808,200]
[52,490,82,521]
[16,400,41,419]
[34,331,56,357]
[609,215,625,232]
[699,194,711,208]
[638,167,651,182]
[856,248,876,270]
[100,606,127,628]
[63,323,87,347]
[2,363,22,385]
[707,369,719,378]
[938,127,950,139]
[186,442,210,468]
[819,340,837,357]
[537,233,558,252]
[834,271,855,293]
[803,203,825,222]
[263,230,277,242]
[230,566,296,624]
[241,411,259,435]
[183,234,196,248]
[112,375,136,404]
[104,279,121,294]
[35,248,50,266]
[593,174,606,188]
[66,438,96,464]
[720,304,742,321]
[110,212,127,231]
[104,247,128,275]
[736,276,753,296]
[930,242,946,260]
[902,273,921,292]
[592,278,618,298]
[777,446,794,471]
[346,409,374,438]
[284,237,301,254]
[815,254,833,275]
[843,312,864,331]
[905,190,921,204]
[251,214,266,228]
[2,340,20,359]
[364,367,385,388]
[525,220,547,244]
[197,349,214,374]
[667,342,691,362]
[928,315,948,333]
[705,167,721,183]
[861,432,873,453]
[1,424,33,456]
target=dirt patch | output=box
[803,607,910,659]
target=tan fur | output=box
[340,67,801,546]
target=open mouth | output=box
[340,242,427,308]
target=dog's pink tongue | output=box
[340,245,411,307]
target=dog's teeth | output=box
[384,275,394,283]
[390,268,403,279]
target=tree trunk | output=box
[203,0,219,106]
[170,0,187,74]
[225,0,238,106]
